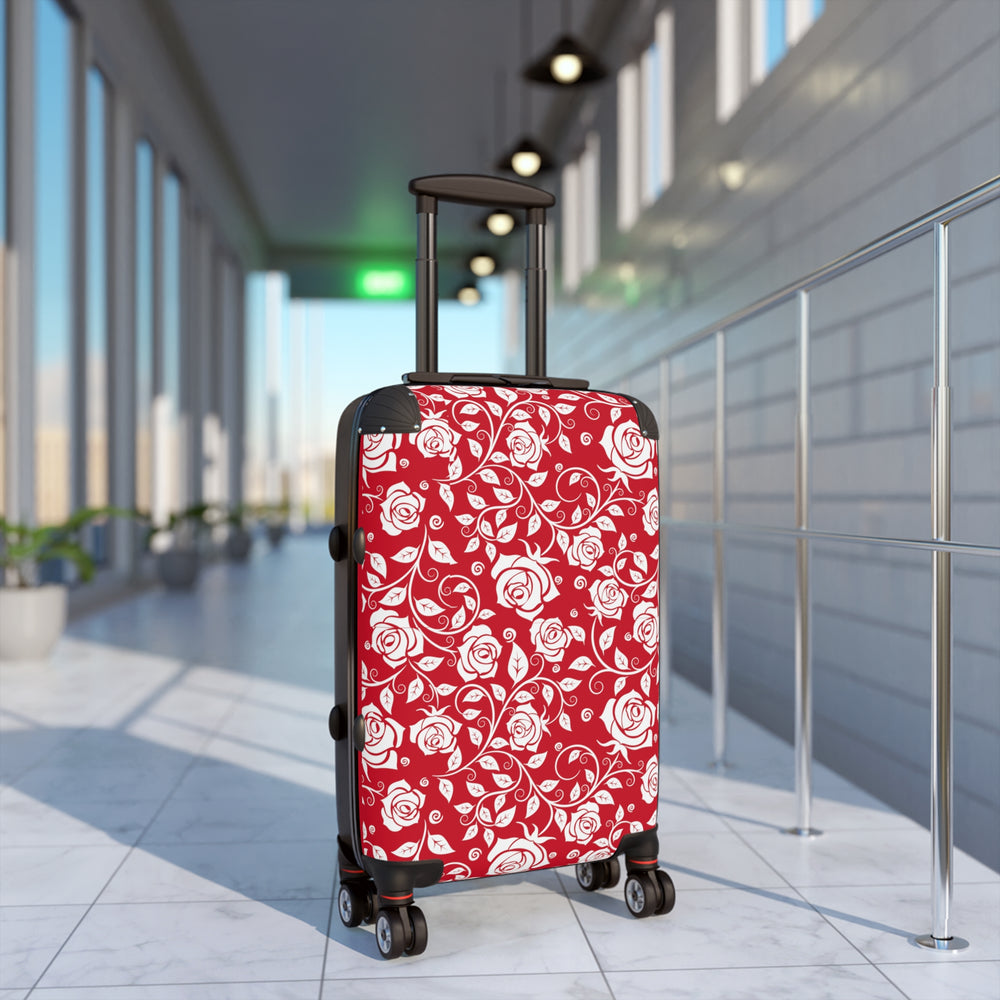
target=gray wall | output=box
[549,0,1000,869]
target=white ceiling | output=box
[162,0,625,282]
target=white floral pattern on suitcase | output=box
[356,385,659,880]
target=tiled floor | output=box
[1,535,997,1000]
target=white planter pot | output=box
[0,584,68,662]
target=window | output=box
[618,8,675,231]
[160,170,182,514]
[617,61,640,231]
[34,0,73,526]
[718,0,826,122]
[562,132,600,293]
[85,67,109,510]
[135,140,153,515]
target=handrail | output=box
[652,174,1000,363]
[650,176,1000,951]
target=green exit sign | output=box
[356,267,412,299]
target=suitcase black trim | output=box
[357,385,422,434]
[611,392,659,440]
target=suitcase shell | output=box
[330,176,671,952]
[352,382,659,880]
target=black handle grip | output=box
[409,174,555,212]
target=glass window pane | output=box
[813,0,826,18]
[86,67,108,512]
[162,171,181,512]
[35,0,72,526]
[766,0,787,72]
[0,0,7,242]
[135,140,153,514]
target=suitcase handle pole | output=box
[409,174,556,379]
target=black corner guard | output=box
[358,385,422,434]
[616,393,659,440]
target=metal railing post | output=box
[786,289,821,837]
[917,222,968,950]
[659,355,672,721]
[712,330,730,769]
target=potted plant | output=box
[0,506,130,661]
[264,501,290,548]
[151,503,214,590]
[224,504,254,562]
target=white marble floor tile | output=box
[680,774,919,834]
[0,989,29,999]
[0,845,129,906]
[655,792,733,834]
[197,734,334,796]
[323,891,599,979]
[605,965,907,999]
[878,959,1000,1000]
[140,791,335,845]
[11,757,190,803]
[569,885,863,972]
[323,972,613,999]
[0,724,74,783]
[0,905,86,989]
[0,788,161,847]
[653,830,791,891]
[99,840,337,904]
[799,883,1000,965]
[28,982,321,999]
[741,827,1000,888]
[35,900,331,988]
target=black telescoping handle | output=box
[409,174,555,378]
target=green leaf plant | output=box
[0,506,134,589]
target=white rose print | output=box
[506,421,546,469]
[457,625,503,682]
[567,525,604,570]
[530,616,572,662]
[362,705,404,768]
[380,482,425,536]
[565,801,603,843]
[601,420,655,482]
[492,551,559,620]
[486,835,548,875]
[507,702,546,752]
[369,608,423,665]
[410,713,460,755]
[632,601,658,653]
[642,490,659,536]
[601,691,656,751]
[640,756,658,804]
[416,415,457,460]
[381,780,426,832]
[363,433,401,478]
[590,578,627,620]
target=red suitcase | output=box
[329,175,675,959]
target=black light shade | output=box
[495,135,555,178]
[523,34,607,86]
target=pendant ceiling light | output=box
[480,209,519,237]
[496,0,554,178]
[523,0,606,86]
[468,251,498,278]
